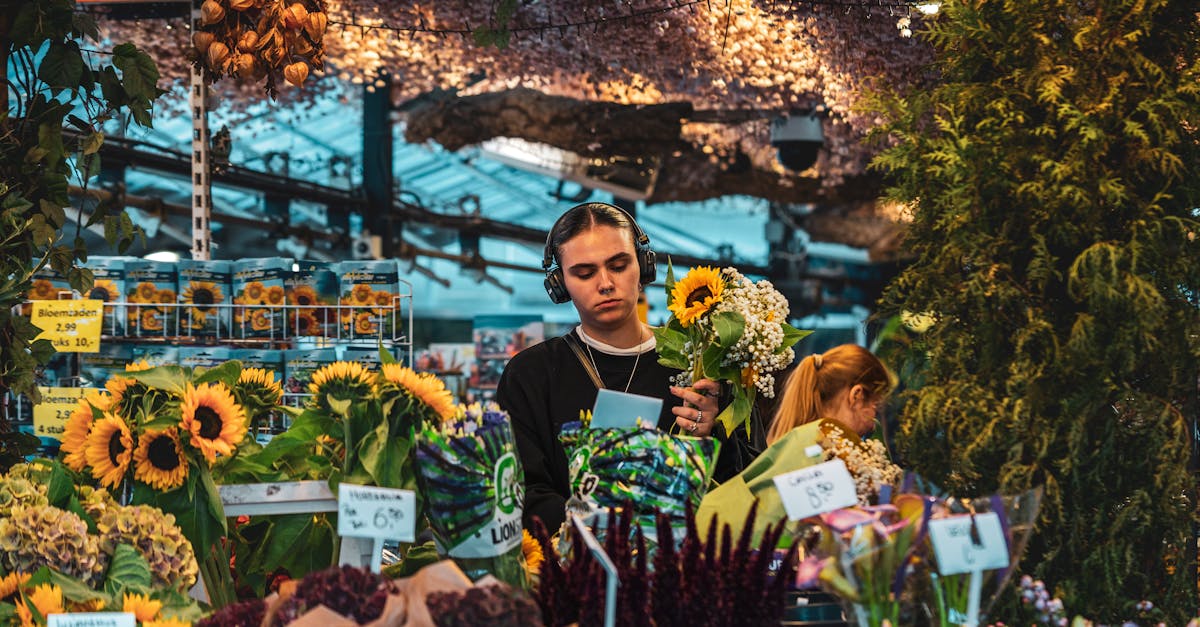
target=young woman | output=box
[496,202,720,531]
[766,343,892,442]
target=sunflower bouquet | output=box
[57,359,259,608]
[655,265,809,436]
[414,401,528,589]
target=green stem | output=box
[198,551,226,609]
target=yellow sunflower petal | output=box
[180,383,247,465]
[379,364,457,421]
[84,414,134,489]
[133,429,189,490]
[123,592,163,622]
[0,571,31,600]
[668,266,725,328]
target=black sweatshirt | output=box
[495,330,682,532]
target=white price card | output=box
[928,511,1010,575]
[772,458,858,521]
[336,484,416,542]
[48,612,135,627]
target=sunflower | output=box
[379,363,457,421]
[70,598,106,612]
[288,284,318,306]
[88,279,119,302]
[249,308,273,332]
[241,281,266,304]
[157,288,177,306]
[350,283,374,305]
[353,312,377,336]
[140,309,163,332]
[180,382,247,464]
[265,284,285,305]
[126,360,153,372]
[183,281,223,315]
[290,310,322,336]
[0,571,31,600]
[133,429,188,490]
[61,391,109,472]
[307,361,375,409]
[135,281,159,302]
[188,310,208,330]
[17,583,64,627]
[122,591,163,622]
[372,290,395,315]
[142,620,192,627]
[521,529,544,577]
[237,367,284,405]
[668,266,725,328]
[29,279,57,300]
[84,414,134,489]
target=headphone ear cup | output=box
[544,268,571,304]
[639,248,657,285]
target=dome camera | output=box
[770,113,824,172]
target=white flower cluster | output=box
[713,267,795,398]
[821,428,903,506]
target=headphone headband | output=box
[542,202,657,304]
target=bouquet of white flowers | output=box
[655,264,809,436]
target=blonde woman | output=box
[766,343,892,442]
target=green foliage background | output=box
[866,0,1200,621]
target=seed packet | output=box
[178,259,232,340]
[79,343,135,388]
[125,260,178,338]
[283,348,338,408]
[27,265,73,301]
[335,260,400,343]
[287,259,339,338]
[233,257,291,339]
[84,256,127,337]
[339,346,381,373]
[131,344,178,369]
[180,346,231,373]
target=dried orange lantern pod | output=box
[305,11,327,40]
[229,0,254,10]
[200,0,225,25]
[206,41,230,71]
[283,61,309,87]
[192,31,215,54]
[237,30,258,52]
[281,3,309,29]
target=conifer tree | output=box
[867,0,1200,621]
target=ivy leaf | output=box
[39,199,66,229]
[72,11,100,42]
[81,131,104,156]
[37,122,66,170]
[97,66,127,109]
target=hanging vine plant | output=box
[192,0,327,96]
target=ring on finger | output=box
[688,421,697,433]
[695,410,703,424]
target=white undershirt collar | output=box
[575,325,656,356]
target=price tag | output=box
[928,512,1010,575]
[48,612,135,627]
[33,387,92,441]
[772,458,858,520]
[31,299,103,353]
[336,484,416,542]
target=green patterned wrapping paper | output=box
[561,424,720,525]
[415,403,526,587]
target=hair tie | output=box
[813,354,823,369]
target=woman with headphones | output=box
[496,202,721,532]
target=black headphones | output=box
[542,202,657,304]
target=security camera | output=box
[351,232,382,260]
[770,113,824,172]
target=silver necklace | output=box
[584,341,642,393]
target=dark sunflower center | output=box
[195,406,223,439]
[685,286,713,306]
[192,288,215,306]
[107,431,126,463]
[297,316,312,332]
[296,294,312,306]
[148,435,181,470]
[90,287,111,301]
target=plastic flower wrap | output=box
[415,402,527,588]
[560,422,719,533]
[796,496,933,627]
[655,264,809,435]
[923,487,1044,627]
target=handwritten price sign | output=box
[772,458,858,521]
[927,512,1010,575]
[336,484,416,542]
[31,299,103,353]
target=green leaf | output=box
[716,386,751,436]
[81,131,104,156]
[72,11,101,41]
[46,462,74,508]
[47,569,109,605]
[128,365,187,394]
[653,325,689,370]
[664,258,677,307]
[39,199,66,229]
[711,310,745,348]
[379,341,397,365]
[778,323,811,352]
[97,66,127,109]
[382,541,440,578]
[103,543,153,597]
[37,41,84,95]
[112,43,160,103]
[194,359,242,388]
[262,514,335,578]
[37,122,66,169]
